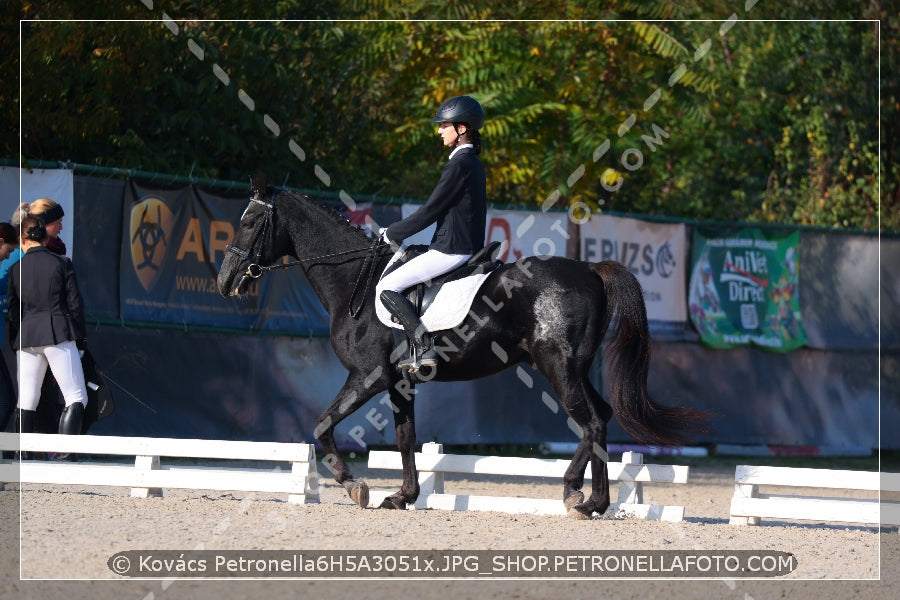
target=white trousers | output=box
[377,249,471,294]
[17,341,87,411]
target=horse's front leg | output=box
[379,384,418,510]
[314,374,378,508]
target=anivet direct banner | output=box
[688,228,807,351]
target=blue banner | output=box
[119,181,330,333]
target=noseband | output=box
[226,196,275,280]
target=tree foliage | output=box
[4,1,892,231]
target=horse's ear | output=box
[251,170,268,198]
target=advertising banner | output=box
[485,208,571,261]
[580,214,687,335]
[397,204,570,261]
[119,181,329,333]
[688,228,807,351]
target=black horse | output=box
[217,180,707,518]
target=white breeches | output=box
[17,341,87,411]
[376,249,471,294]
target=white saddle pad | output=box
[376,250,498,333]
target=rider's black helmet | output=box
[431,95,484,130]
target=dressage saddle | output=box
[383,240,503,318]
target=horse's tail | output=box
[591,260,709,445]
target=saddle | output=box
[382,241,503,318]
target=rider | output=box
[377,95,487,372]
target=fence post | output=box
[729,482,760,525]
[131,454,163,498]
[617,451,644,505]
[415,442,444,508]
[288,444,319,505]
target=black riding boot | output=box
[380,290,438,371]
[57,402,84,461]
[14,409,36,460]
[16,409,35,434]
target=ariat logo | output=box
[130,196,174,292]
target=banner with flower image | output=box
[688,228,807,351]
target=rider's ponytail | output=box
[471,130,482,155]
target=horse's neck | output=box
[282,196,372,315]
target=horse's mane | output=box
[275,188,371,239]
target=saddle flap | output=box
[375,241,503,332]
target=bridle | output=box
[225,193,390,317]
[225,195,275,279]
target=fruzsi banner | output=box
[580,214,687,336]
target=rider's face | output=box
[438,121,466,147]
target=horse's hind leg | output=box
[569,378,614,518]
[562,438,590,510]
[562,385,616,510]
[314,374,377,508]
[538,355,613,519]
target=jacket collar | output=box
[448,144,475,160]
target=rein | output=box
[227,194,390,318]
[242,243,386,280]
[254,240,388,319]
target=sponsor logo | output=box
[656,241,677,278]
[130,196,174,292]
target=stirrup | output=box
[397,348,438,372]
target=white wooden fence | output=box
[367,442,689,521]
[0,433,319,504]
[729,464,900,528]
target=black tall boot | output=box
[14,409,36,460]
[380,290,438,372]
[57,402,84,461]
[16,409,35,434]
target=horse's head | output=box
[217,178,280,297]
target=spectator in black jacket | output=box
[8,215,87,440]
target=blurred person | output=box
[0,207,27,317]
[14,198,67,256]
[376,95,487,372]
[8,215,87,448]
[10,201,71,434]
[0,222,20,432]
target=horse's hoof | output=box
[379,495,407,510]
[567,502,593,520]
[349,480,369,508]
[563,491,585,512]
